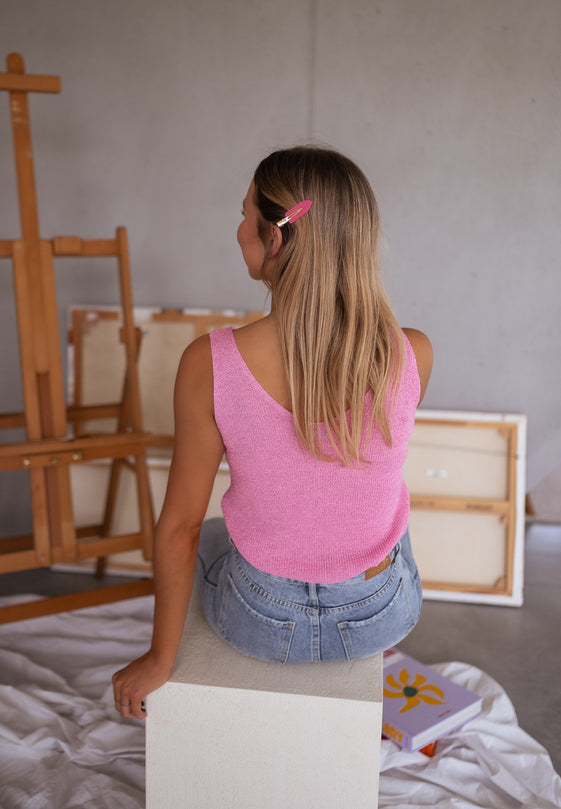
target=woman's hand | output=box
[112,651,173,719]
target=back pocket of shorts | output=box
[217,575,295,663]
[337,578,416,661]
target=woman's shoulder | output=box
[402,327,432,355]
[401,328,433,404]
[177,333,213,386]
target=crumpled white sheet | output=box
[0,595,152,809]
[0,595,560,809]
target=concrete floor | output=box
[1,522,560,775]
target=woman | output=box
[113,146,433,719]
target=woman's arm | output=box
[402,328,434,404]
[112,334,224,719]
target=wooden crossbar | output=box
[0,53,60,94]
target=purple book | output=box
[382,648,482,752]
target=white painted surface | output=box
[146,592,382,809]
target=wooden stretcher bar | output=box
[0,580,155,625]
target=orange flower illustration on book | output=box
[384,668,446,713]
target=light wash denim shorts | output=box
[195,518,422,664]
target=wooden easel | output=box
[0,54,155,623]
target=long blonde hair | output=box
[253,146,404,465]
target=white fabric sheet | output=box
[0,595,560,809]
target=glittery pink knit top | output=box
[210,327,420,583]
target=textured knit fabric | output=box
[209,327,420,583]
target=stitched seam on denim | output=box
[227,574,296,629]
[206,550,230,582]
[232,541,401,590]
[336,577,406,630]
[201,571,218,590]
[232,544,400,615]
[198,549,229,587]
[216,575,296,663]
[232,548,305,586]
[337,578,408,659]
[339,625,352,660]
[317,562,400,614]
[224,575,295,663]
[196,552,210,582]
[403,571,421,625]
[232,551,314,614]
[311,612,320,662]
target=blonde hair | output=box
[254,146,404,465]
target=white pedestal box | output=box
[146,592,382,809]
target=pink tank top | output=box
[210,327,420,583]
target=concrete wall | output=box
[1,0,560,533]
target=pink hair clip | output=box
[276,199,312,227]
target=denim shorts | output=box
[195,518,422,664]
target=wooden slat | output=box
[67,403,123,421]
[50,533,151,563]
[75,524,104,539]
[69,308,93,435]
[134,454,155,560]
[75,533,152,561]
[0,534,34,554]
[8,60,50,376]
[52,238,119,256]
[151,308,264,326]
[0,580,155,625]
[11,242,43,437]
[49,465,78,561]
[100,459,126,540]
[148,435,175,450]
[116,227,143,431]
[409,495,509,515]
[421,579,511,596]
[505,426,519,595]
[0,404,126,432]
[0,548,41,574]
[51,236,83,255]
[0,411,26,429]
[0,430,151,458]
[0,53,60,93]
[0,74,60,94]
[28,466,52,565]
[0,240,13,257]
[39,241,67,435]
[414,416,518,435]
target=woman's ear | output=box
[269,224,284,257]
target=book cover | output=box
[382,648,482,752]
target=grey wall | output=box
[1,0,560,532]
